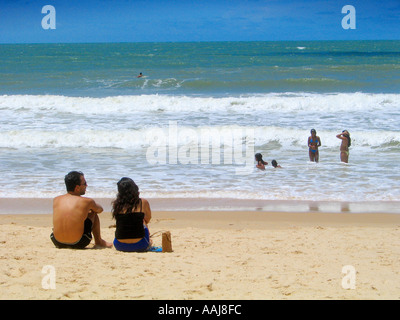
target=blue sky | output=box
[0,0,399,43]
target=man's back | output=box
[53,194,92,243]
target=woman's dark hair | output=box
[112,177,140,219]
[64,171,83,192]
[255,153,267,165]
[271,160,278,168]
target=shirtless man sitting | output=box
[50,171,112,249]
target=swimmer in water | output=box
[271,160,281,168]
[255,153,268,170]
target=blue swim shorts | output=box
[113,226,150,252]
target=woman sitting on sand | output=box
[255,153,268,170]
[112,177,154,252]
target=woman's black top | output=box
[114,201,145,239]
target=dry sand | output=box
[0,201,399,300]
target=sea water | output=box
[1,41,400,211]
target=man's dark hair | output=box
[64,171,84,192]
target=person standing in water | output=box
[308,129,321,162]
[336,130,351,163]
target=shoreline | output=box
[1,197,400,215]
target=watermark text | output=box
[145,121,255,175]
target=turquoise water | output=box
[1,41,400,209]
[1,41,399,96]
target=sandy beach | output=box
[0,198,399,300]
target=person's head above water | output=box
[271,160,281,168]
[255,153,263,162]
[255,153,268,166]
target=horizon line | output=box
[1,39,400,45]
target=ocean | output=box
[1,41,400,212]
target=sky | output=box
[0,0,399,43]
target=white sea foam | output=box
[1,92,399,114]
[1,125,400,150]
[1,93,400,204]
